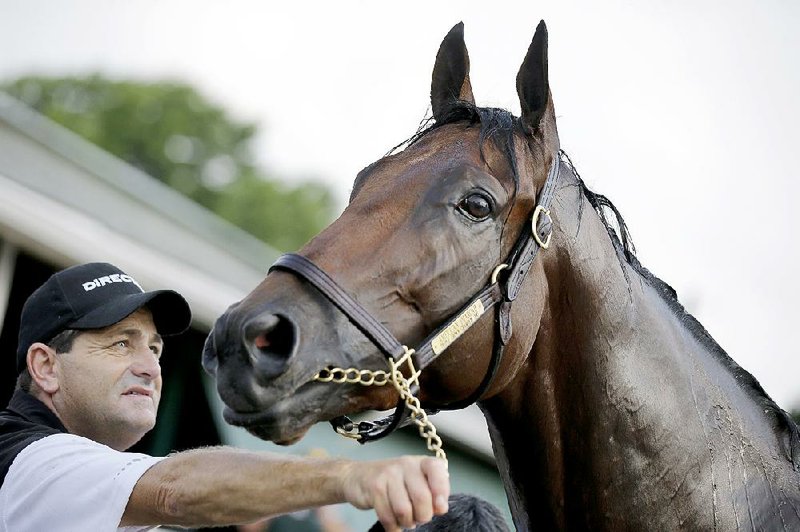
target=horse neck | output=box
[480,167,800,530]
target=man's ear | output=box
[27,343,60,394]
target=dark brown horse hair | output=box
[360,99,800,469]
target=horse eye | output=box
[458,193,493,220]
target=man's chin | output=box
[134,414,157,434]
[121,395,158,419]
[115,412,157,446]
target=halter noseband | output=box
[269,154,560,443]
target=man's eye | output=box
[113,340,128,349]
[150,345,162,357]
[457,193,493,220]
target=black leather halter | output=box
[269,155,560,443]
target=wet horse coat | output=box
[203,22,800,530]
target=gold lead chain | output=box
[313,347,446,461]
[314,367,391,386]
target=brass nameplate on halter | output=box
[431,299,485,355]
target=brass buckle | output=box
[531,205,552,249]
[334,423,362,440]
[491,263,509,284]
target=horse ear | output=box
[517,20,552,134]
[431,22,476,122]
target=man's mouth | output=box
[123,387,153,397]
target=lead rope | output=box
[314,346,447,460]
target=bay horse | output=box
[202,21,800,530]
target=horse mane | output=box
[561,153,800,471]
[388,100,800,470]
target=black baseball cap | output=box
[16,262,192,373]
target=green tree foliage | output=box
[3,75,335,250]
[793,410,800,426]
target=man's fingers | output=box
[389,469,418,528]
[422,457,450,515]
[403,462,435,524]
[342,455,451,529]
[373,488,400,532]
[391,456,449,527]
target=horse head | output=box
[203,21,559,445]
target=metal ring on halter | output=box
[531,205,552,249]
[491,264,509,284]
[334,422,363,440]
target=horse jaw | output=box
[215,367,401,445]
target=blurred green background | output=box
[3,76,336,252]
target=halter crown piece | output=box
[269,153,561,456]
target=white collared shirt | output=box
[0,433,164,532]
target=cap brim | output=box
[69,290,192,336]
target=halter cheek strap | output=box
[269,154,561,442]
[269,253,408,360]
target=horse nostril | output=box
[254,333,271,350]
[244,314,296,379]
[201,331,219,377]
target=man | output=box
[0,262,449,532]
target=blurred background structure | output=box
[1,1,799,529]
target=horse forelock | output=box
[351,101,562,204]
[391,102,525,185]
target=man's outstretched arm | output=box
[122,447,449,531]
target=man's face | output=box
[51,308,164,450]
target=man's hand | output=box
[341,456,450,531]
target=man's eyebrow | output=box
[108,328,163,344]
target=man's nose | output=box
[131,347,162,380]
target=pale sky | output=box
[1,1,799,410]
